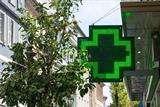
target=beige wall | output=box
[90,88,96,107]
[26,0,39,16]
[90,83,105,107]
[96,84,104,103]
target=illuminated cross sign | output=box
[78,26,134,82]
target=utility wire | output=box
[92,3,120,25]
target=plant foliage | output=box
[109,82,139,107]
[0,0,94,106]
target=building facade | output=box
[120,0,160,107]
[26,0,38,16]
[0,0,25,106]
[73,83,105,107]
[89,83,106,107]
[0,0,25,70]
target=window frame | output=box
[7,16,15,46]
[0,10,6,45]
[8,0,16,7]
[17,0,23,9]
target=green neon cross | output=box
[78,26,134,82]
[87,35,128,73]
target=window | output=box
[0,10,15,46]
[8,0,16,7]
[7,17,15,46]
[0,11,5,43]
[17,0,22,9]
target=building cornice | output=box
[0,1,19,20]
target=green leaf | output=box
[10,82,15,87]
[0,0,90,106]
[80,89,85,97]
[37,88,44,93]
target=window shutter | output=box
[5,16,9,45]
[11,20,14,45]
[8,17,11,45]
[7,17,15,46]
[0,12,5,43]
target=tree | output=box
[0,0,93,107]
[109,82,139,107]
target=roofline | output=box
[76,25,86,37]
[0,1,19,20]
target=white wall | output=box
[75,90,90,107]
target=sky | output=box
[37,0,122,106]
[75,0,122,35]
[75,0,122,106]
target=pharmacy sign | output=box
[78,26,134,82]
